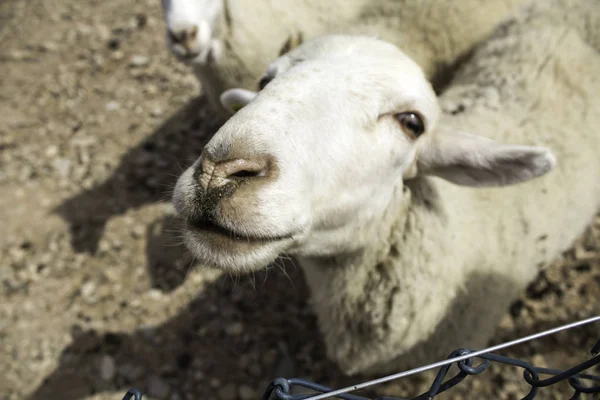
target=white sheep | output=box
[172,0,600,375]
[160,0,532,116]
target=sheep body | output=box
[302,0,600,374]
[172,0,600,375]
[161,0,530,114]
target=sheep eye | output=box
[394,112,425,138]
[258,75,273,90]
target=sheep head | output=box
[172,35,556,272]
[161,0,222,64]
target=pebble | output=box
[130,54,149,67]
[225,322,244,336]
[52,158,72,178]
[131,224,146,239]
[45,146,59,157]
[217,383,237,400]
[150,106,164,117]
[148,289,164,300]
[248,364,263,377]
[238,385,257,400]
[148,376,171,399]
[145,84,159,95]
[531,354,546,367]
[80,281,96,300]
[96,24,111,41]
[99,355,116,381]
[118,364,145,381]
[41,42,58,52]
[8,49,34,61]
[105,101,121,112]
[111,50,125,60]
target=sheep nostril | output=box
[196,156,270,190]
[168,29,183,43]
[168,25,198,44]
[222,159,267,180]
[230,169,262,179]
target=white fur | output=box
[172,0,600,375]
[160,0,531,115]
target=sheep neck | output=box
[295,177,471,373]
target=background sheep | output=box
[173,0,600,375]
[160,0,532,116]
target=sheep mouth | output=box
[185,217,293,243]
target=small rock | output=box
[105,101,120,112]
[96,24,111,40]
[129,54,149,67]
[118,364,144,381]
[98,240,111,253]
[92,54,104,67]
[148,289,163,300]
[81,281,96,300]
[261,349,278,366]
[531,354,546,367]
[40,41,58,52]
[77,24,93,36]
[53,158,71,179]
[131,224,146,239]
[218,383,237,400]
[150,106,164,117]
[111,51,124,60]
[248,364,263,377]
[99,355,116,380]
[45,146,58,157]
[8,49,33,61]
[238,385,257,400]
[193,371,205,381]
[238,355,251,370]
[145,84,158,95]
[148,376,171,399]
[225,322,244,336]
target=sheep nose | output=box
[168,25,198,44]
[196,157,269,190]
[167,25,201,57]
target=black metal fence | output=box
[122,316,600,400]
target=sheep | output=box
[160,0,532,116]
[171,0,600,376]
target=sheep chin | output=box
[182,226,293,273]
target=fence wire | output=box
[122,316,600,400]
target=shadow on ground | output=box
[53,95,222,257]
[25,259,348,400]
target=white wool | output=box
[172,0,600,374]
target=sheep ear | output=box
[220,88,258,114]
[415,132,556,187]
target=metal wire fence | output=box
[122,316,600,400]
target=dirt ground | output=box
[1,1,599,399]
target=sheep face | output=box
[161,0,222,64]
[173,35,556,272]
